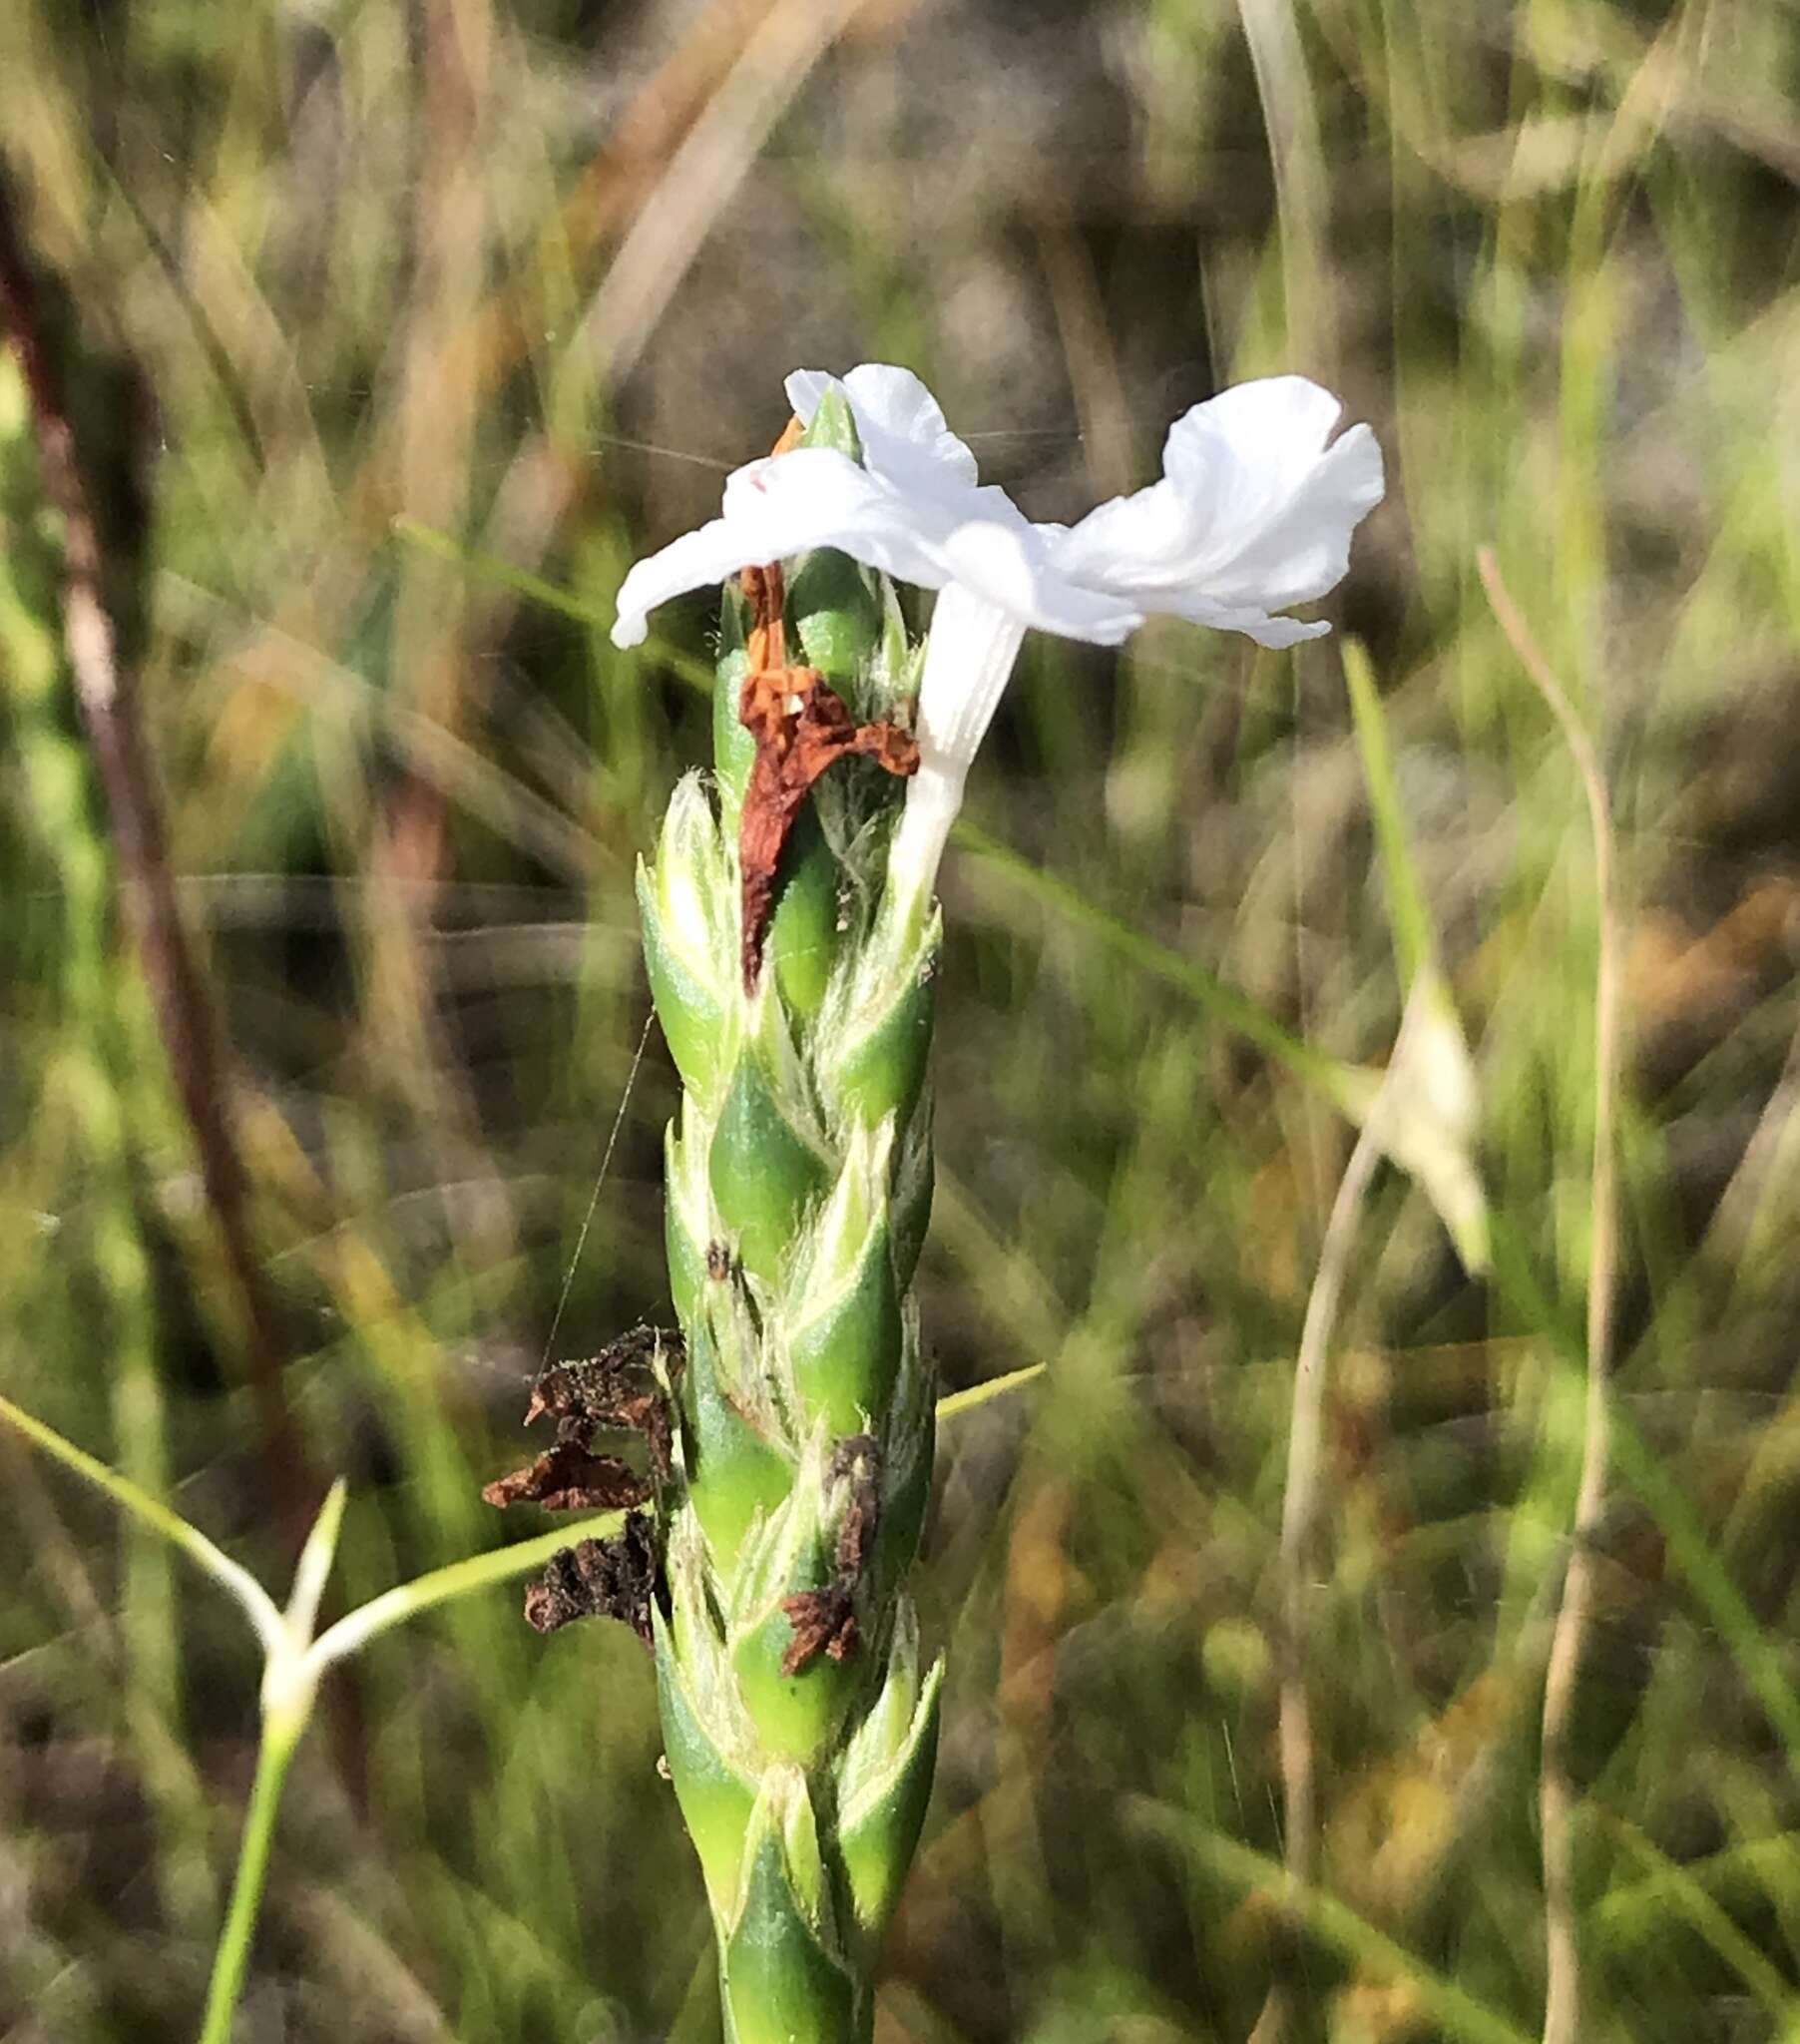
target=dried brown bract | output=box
[525,1324,678,1425]
[523,1513,661,1644]
[827,1432,881,1579]
[780,1433,882,1677]
[520,1326,681,1485]
[779,1583,859,1675]
[735,560,918,991]
[481,1445,649,1514]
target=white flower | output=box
[610,362,1384,903]
[610,365,1136,651]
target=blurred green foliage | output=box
[2,0,1800,2039]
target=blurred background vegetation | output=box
[2,0,1799,2038]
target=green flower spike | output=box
[631,392,943,2041]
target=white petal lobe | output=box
[1052,373,1384,647]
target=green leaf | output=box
[798,385,862,462]
[935,1361,1046,1422]
[952,818,1350,1099]
[1342,636,1433,991]
[728,1436,863,1764]
[869,1349,934,1601]
[640,873,726,1107]
[790,552,882,710]
[729,1523,861,1766]
[639,774,734,1100]
[786,1122,903,1433]
[787,1216,902,1436]
[887,1120,935,1294]
[714,584,756,820]
[1143,1816,1536,2044]
[828,924,939,1130]
[665,1121,711,1332]
[0,1389,281,1651]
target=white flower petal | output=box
[913,582,1029,773]
[1048,476,1190,585]
[1166,375,1346,498]
[885,537,1138,908]
[614,362,1388,916]
[1166,595,1333,649]
[888,584,1026,909]
[1179,420,1385,613]
[1052,374,1384,645]
[783,368,832,416]
[941,518,1141,645]
[612,516,759,651]
[610,446,956,649]
[786,363,980,491]
[718,448,956,585]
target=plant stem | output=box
[1255,1114,1384,2044]
[306,1514,625,1675]
[1478,548,1620,2044]
[197,1710,305,2044]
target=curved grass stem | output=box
[1479,547,1620,2044]
[304,1514,624,1676]
[1258,1113,1384,2043]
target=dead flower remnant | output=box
[480,1446,648,1514]
[779,1433,882,1675]
[522,1515,661,1642]
[484,1328,682,1640]
[736,554,918,990]
[523,1326,681,1484]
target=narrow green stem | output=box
[197,1708,304,2044]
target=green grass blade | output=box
[392,516,715,691]
[1342,636,1435,988]
[936,1363,1047,1424]
[1600,1813,1800,2025]
[1135,1807,1535,2044]
[950,818,1357,1101]
[0,1389,283,1650]
[305,1514,627,1675]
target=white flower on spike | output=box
[611,363,1385,908]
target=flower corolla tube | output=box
[612,362,1385,903]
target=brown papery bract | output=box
[735,560,918,991]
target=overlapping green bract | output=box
[639,394,942,2041]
